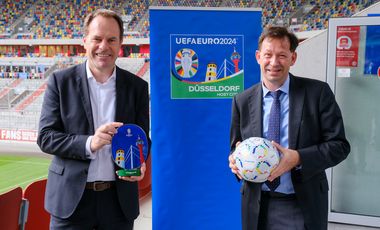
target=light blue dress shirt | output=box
[261,76,295,194]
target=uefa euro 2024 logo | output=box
[170,35,244,99]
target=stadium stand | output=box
[0,0,378,132]
[0,0,378,136]
[0,57,148,131]
[297,0,377,31]
[14,81,47,112]
[0,1,34,38]
[0,79,22,101]
[1,0,151,39]
[1,0,378,40]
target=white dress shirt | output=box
[85,61,117,182]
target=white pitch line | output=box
[0,175,47,193]
[0,159,50,166]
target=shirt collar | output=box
[86,60,116,83]
[262,75,290,98]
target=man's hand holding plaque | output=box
[112,124,149,180]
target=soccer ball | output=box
[232,137,280,182]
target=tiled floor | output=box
[134,194,380,230]
[135,194,152,230]
[329,223,380,230]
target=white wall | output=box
[290,30,327,81]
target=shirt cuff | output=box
[85,136,96,159]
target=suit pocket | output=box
[49,162,64,175]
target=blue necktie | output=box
[265,90,281,191]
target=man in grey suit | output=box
[228,26,350,230]
[37,9,149,230]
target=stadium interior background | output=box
[1,0,380,229]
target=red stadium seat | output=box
[138,155,152,199]
[0,187,23,230]
[23,179,50,230]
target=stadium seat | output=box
[138,155,152,199]
[23,179,50,230]
[0,187,23,230]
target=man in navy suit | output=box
[229,26,350,230]
[37,9,149,230]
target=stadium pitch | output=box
[0,155,50,194]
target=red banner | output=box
[0,129,37,142]
[336,26,360,67]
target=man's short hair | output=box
[258,26,299,52]
[83,9,124,41]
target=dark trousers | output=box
[258,192,305,230]
[50,187,134,230]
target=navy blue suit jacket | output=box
[37,62,150,220]
[230,74,350,230]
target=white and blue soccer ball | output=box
[232,137,280,182]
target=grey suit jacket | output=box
[37,62,150,220]
[230,74,350,230]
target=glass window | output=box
[327,17,380,227]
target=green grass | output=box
[0,155,51,194]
